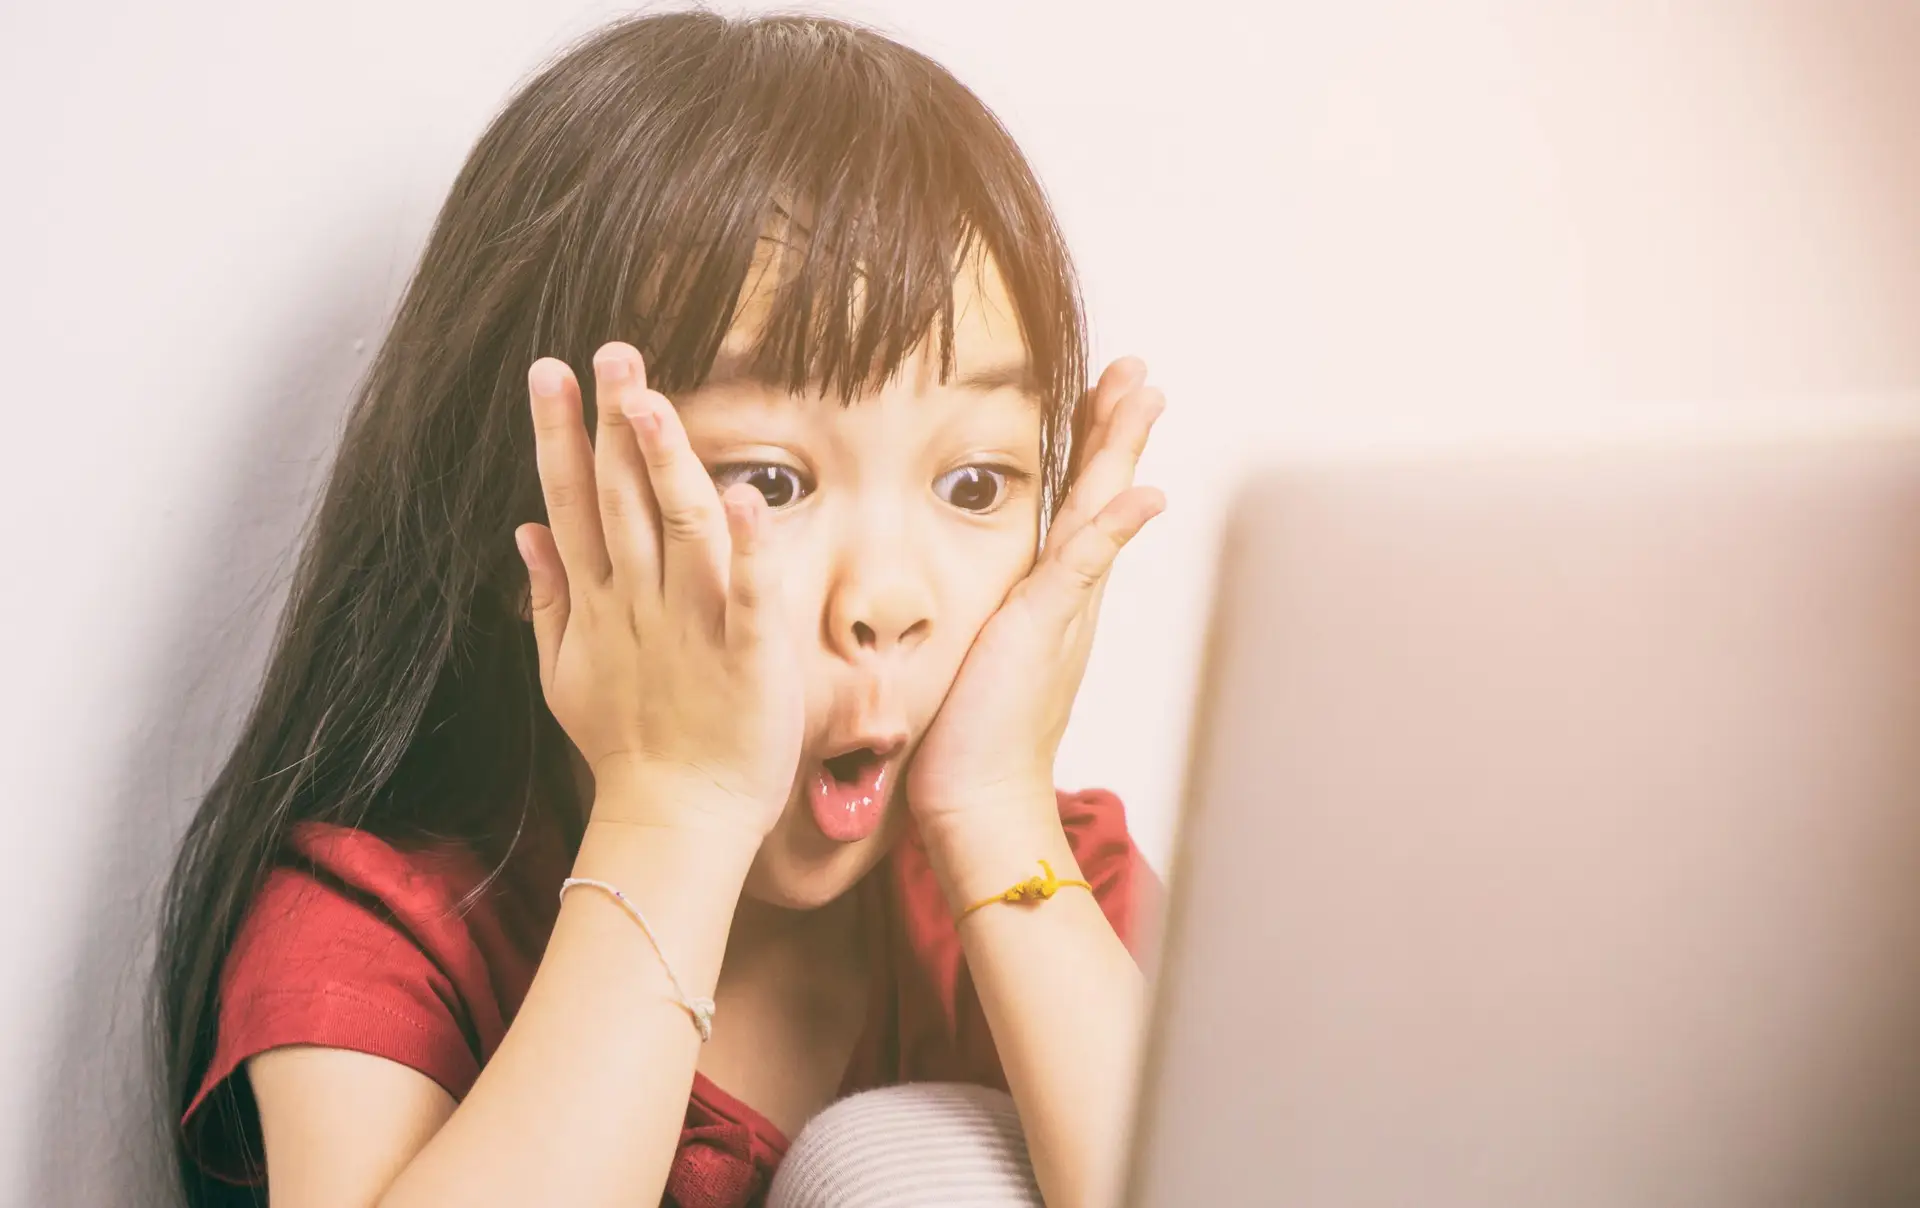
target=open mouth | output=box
[807,745,896,843]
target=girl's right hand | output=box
[514,341,803,839]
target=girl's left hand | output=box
[905,357,1167,848]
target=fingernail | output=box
[529,361,565,398]
[597,352,631,383]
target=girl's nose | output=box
[826,562,934,658]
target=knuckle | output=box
[1069,559,1104,591]
[1069,526,1124,582]
[544,478,586,513]
[1053,500,1090,530]
[640,424,684,467]
[659,505,712,544]
[726,616,761,652]
[597,481,635,521]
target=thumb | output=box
[515,523,569,691]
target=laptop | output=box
[1124,437,1920,1207]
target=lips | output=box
[807,744,899,843]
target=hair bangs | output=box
[571,15,1085,502]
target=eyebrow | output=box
[953,360,1040,395]
[697,349,1038,397]
[768,198,813,239]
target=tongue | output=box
[808,757,891,842]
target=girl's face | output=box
[572,241,1047,909]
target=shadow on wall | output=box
[27,199,412,1207]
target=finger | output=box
[528,358,613,587]
[1048,383,1165,557]
[515,523,568,693]
[1076,356,1148,467]
[1026,485,1165,632]
[722,483,776,652]
[590,342,664,599]
[627,386,729,606]
[1071,356,1148,480]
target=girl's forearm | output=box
[927,811,1149,1208]
[378,798,756,1208]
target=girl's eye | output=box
[934,465,1012,513]
[711,463,811,510]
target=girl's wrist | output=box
[915,792,1077,919]
[566,816,760,997]
[587,756,782,844]
[575,771,765,899]
[573,816,761,898]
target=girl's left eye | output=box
[934,465,1014,513]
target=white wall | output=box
[5,1,1917,1203]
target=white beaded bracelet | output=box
[559,876,716,1041]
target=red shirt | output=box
[184,789,1152,1207]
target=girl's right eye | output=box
[710,463,812,510]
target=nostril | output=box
[847,618,930,650]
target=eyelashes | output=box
[709,461,1033,514]
[933,464,1017,513]
[711,463,809,509]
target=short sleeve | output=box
[183,831,492,1184]
[1056,786,1162,959]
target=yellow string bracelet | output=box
[959,860,1093,920]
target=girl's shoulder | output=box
[218,820,556,1049]
[236,821,553,999]
[271,820,494,917]
[184,821,555,1183]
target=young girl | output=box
[155,11,1167,1207]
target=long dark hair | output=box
[152,10,1088,1204]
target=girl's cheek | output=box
[771,523,835,653]
[944,524,1034,632]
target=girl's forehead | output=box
[717,227,1030,393]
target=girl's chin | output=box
[742,801,901,910]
